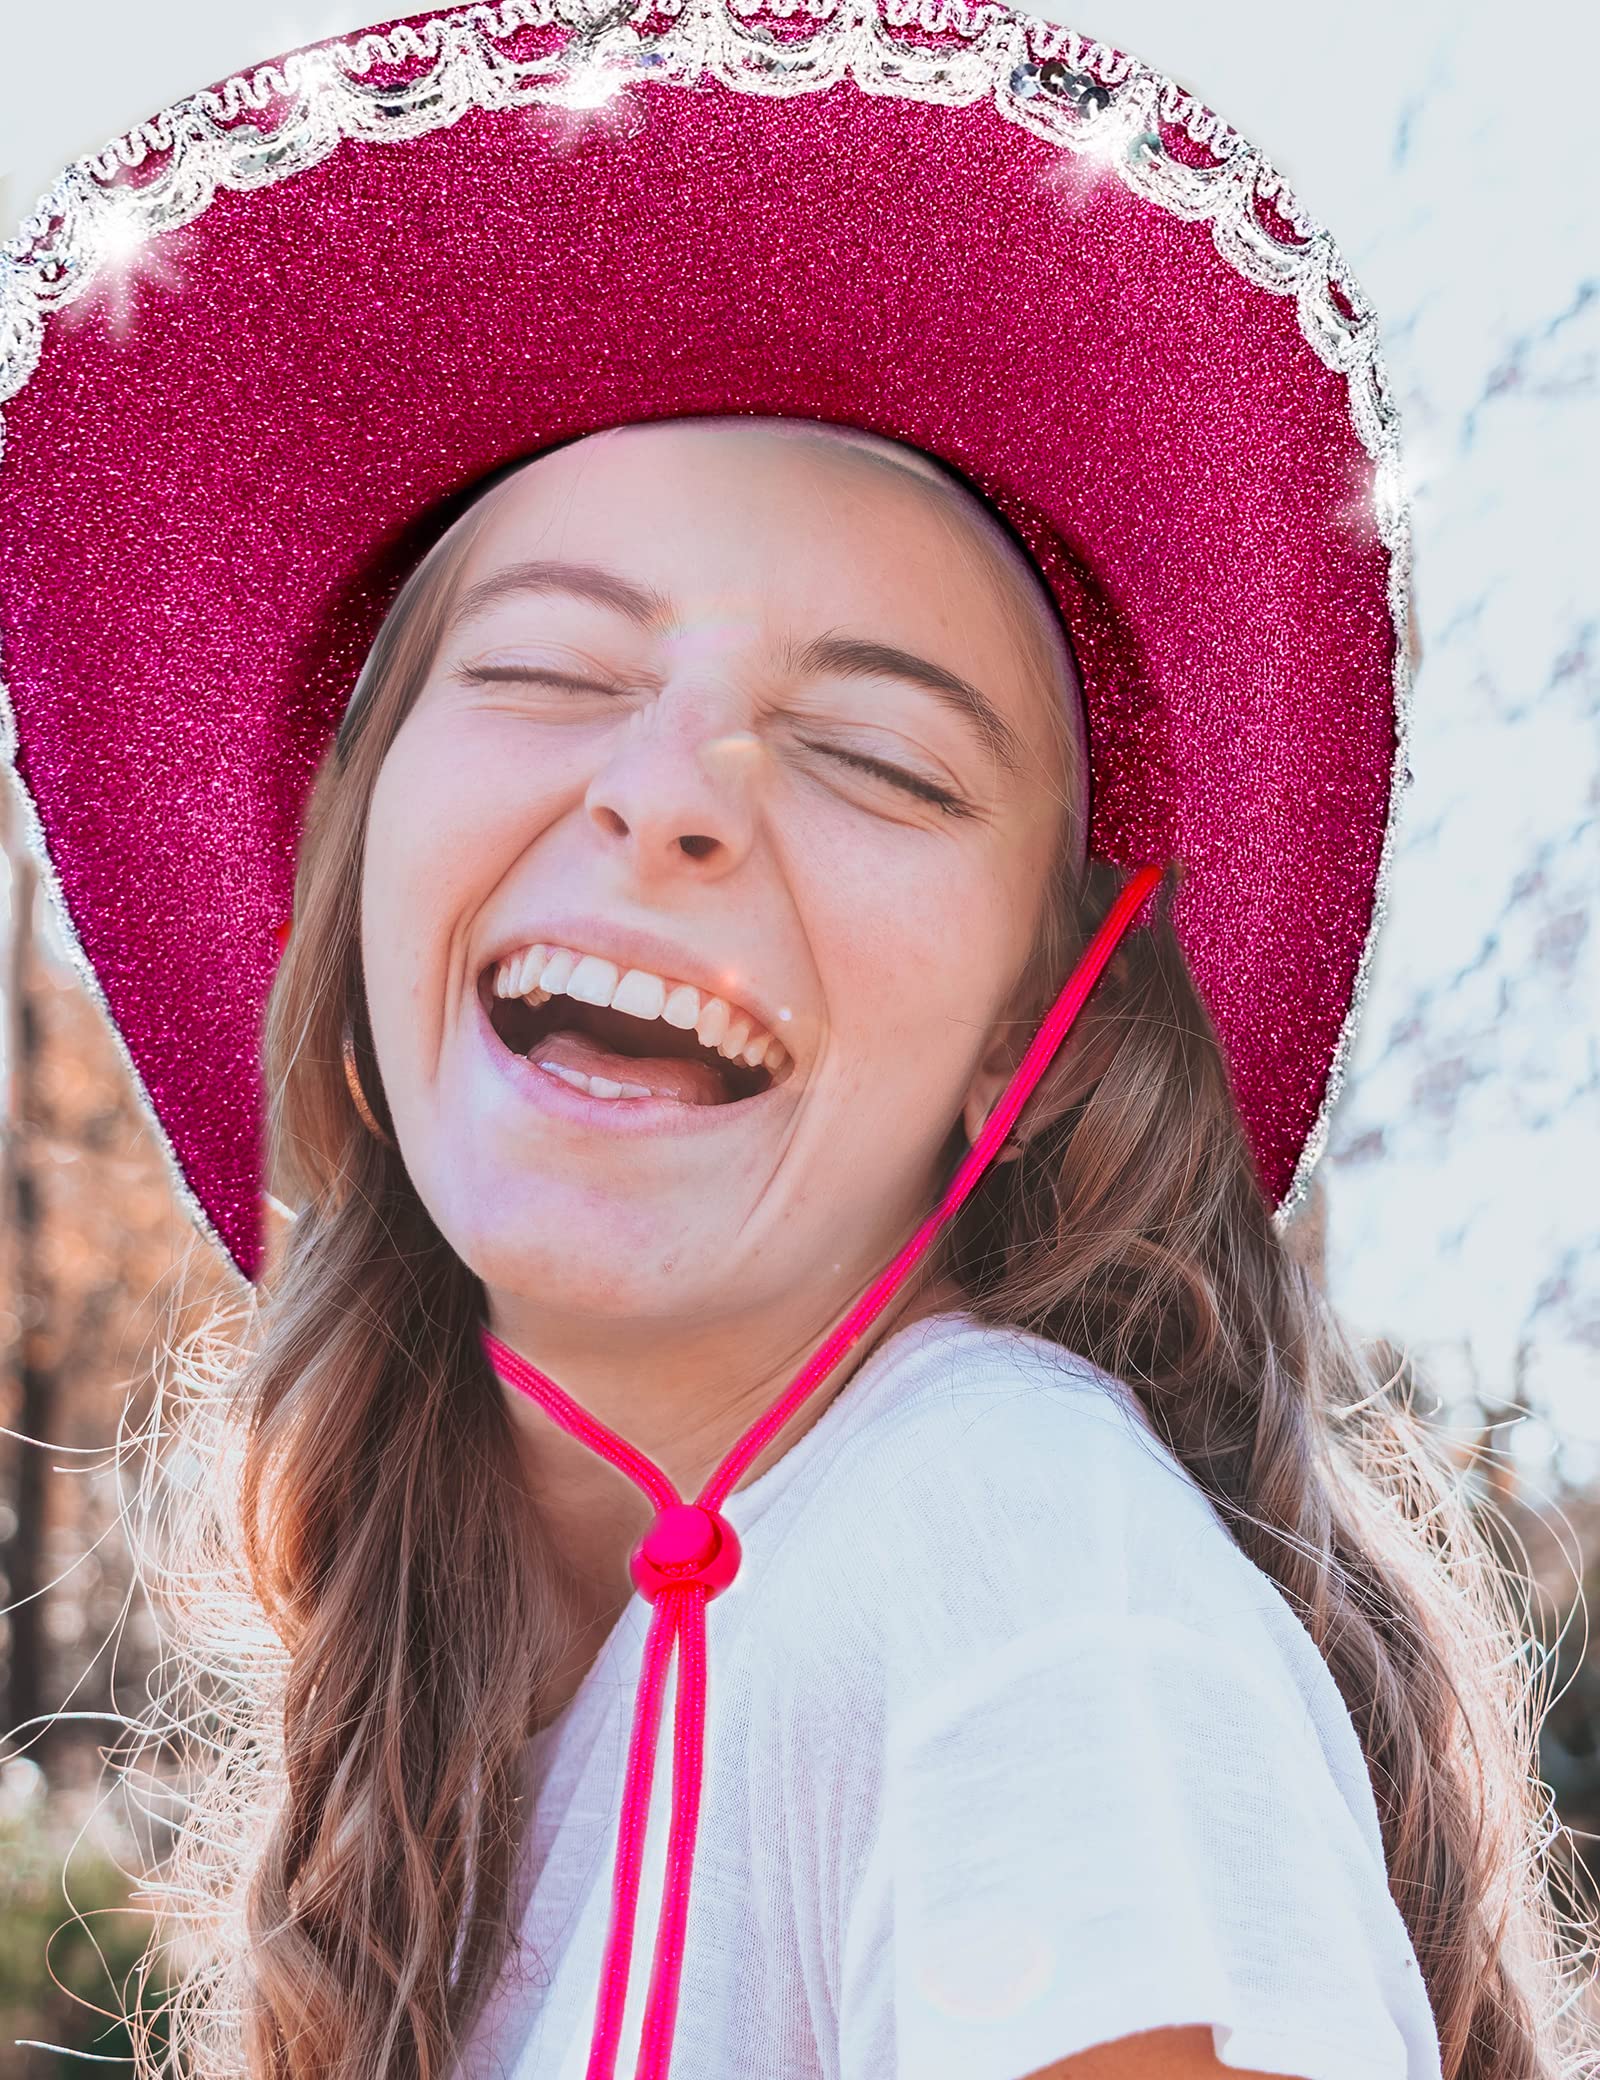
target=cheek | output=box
[365,740,470,959]
[362,722,564,992]
[803,824,1041,1089]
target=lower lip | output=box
[471,991,788,1138]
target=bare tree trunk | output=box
[1,801,57,1757]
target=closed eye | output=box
[453,665,975,818]
[797,738,975,819]
[454,663,627,696]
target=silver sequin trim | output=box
[0,0,1414,1261]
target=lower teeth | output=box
[536,1059,654,1101]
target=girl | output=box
[0,4,1590,2079]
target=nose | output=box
[584,690,762,884]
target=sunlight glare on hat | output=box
[527,45,656,156]
[553,55,633,109]
[68,190,185,345]
[1036,107,1143,213]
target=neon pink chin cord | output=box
[480,861,1165,2080]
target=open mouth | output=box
[481,970,784,1107]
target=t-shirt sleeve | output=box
[836,1611,1437,2080]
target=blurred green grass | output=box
[0,1764,176,2080]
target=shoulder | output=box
[773,1317,1386,1816]
[782,1324,1439,2079]
[825,1308,1196,1510]
[794,1312,1396,1854]
[797,1311,1269,1658]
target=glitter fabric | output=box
[0,0,1411,1288]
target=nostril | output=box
[678,833,718,860]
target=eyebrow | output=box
[446,557,1027,774]
[781,633,1027,777]
[445,558,674,639]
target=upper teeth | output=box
[491,944,792,1078]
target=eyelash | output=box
[793,738,971,817]
[454,664,974,819]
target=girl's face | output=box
[362,419,1074,1328]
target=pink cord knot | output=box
[630,1503,742,1602]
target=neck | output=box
[485,1265,964,1614]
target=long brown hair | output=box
[125,445,1599,2080]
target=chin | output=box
[429,1189,712,1319]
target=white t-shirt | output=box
[455,1310,1443,2080]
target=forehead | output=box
[467,422,990,579]
[457,420,1070,677]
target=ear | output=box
[958,1019,1025,1163]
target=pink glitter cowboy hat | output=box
[0,0,1411,1293]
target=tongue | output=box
[530,1024,735,1106]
